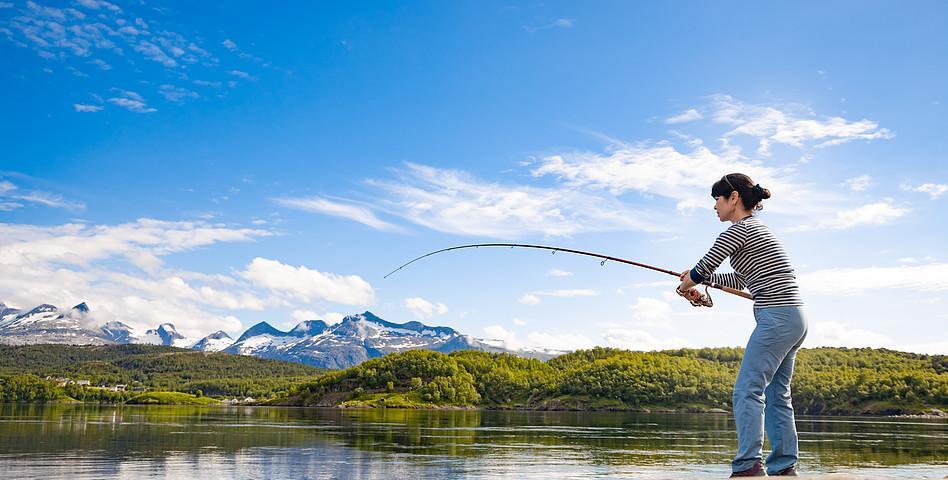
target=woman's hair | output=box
[711,173,772,211]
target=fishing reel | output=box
[676,285,714,308]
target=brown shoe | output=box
[730,462,766,477]
[772,465,797,476]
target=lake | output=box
[0,405,945,479]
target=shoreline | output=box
[6,401,948,418]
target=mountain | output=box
[0,303,111,345]
[99,321,136,344]
[219,312,544,369]
[0,301,560,369]
[146,323,194,348]
[191,331,234,352]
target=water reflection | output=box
[0,405,945,479]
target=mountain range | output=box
[0,302,562,368]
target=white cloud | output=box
[529,136,839,220]
[628,296,674,328]
[73,103,103,112]
[75,0,122,13]
[134,40,177,67]
[0,179,85,210]
[241,257,374,306]
[483,325,523,350]
[108,89,156,113]
[292,309,319,322]
[0,219,270,270]
[518,289,596,306]
[665,108,702,124]
[0,219,275,337]
[221,38,238,51]
[547,268,573,277]
[403,297,448,319]
[158,84,199,102]
[902,182,948,199]
[788,201,908,232]
[524,18,575,33]
[806,321,891,349]
[273,196,401,232]
[603,328,693,351]
[526,330,595,351]
[519,293,540,305]
[535,289,597,297]
[710,94,893,155]
[369,162,663,238]
[842,175,872,192]
[227,69,253,79]
[512,318,527,326]
[799,262,948,295]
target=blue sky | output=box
[2,1,947,353]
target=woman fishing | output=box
[677,173,807,477]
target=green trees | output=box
[289,346,948,414]
[0,344,324,400]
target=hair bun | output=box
[752,184,771,200]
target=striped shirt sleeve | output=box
[709,272,747,290]
[689,222,747,284]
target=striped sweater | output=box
[689,215,803,308]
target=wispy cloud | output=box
[519,289,597,305]
[901,182,948,199]
[842,175,872,191]
[787,201,908,232]
[524,18,575,33]
[158,84,199,103]
[547,268,573,277]
[0,178,84,210]
[530,95,899,229]
[799,262,948,295]
[665,108,702,124]
[273,196,402,232]
[107,89,156,113]
[1,0,269,111]
[73,103,103,112]
[710,94,893,155]
[366,162,664,238]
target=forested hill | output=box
[0,344,324,401]
[281,347,948,416]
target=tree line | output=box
[286,347,948,415]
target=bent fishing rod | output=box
[384,243,753,307]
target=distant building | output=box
[75,380,91,386]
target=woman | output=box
[677,173,807,477]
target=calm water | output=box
[0,405,945,479]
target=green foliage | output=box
[287,347,948,414]
[0,344,324,400]
[126,391,219,405]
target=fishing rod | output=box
[384,243,753,307]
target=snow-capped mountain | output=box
[0,301,560,368]
[145,323,195,348]
[220,311,527,369]
[191,331,234,352]
[0,303,111,345]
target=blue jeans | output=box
[732,306,807,474]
